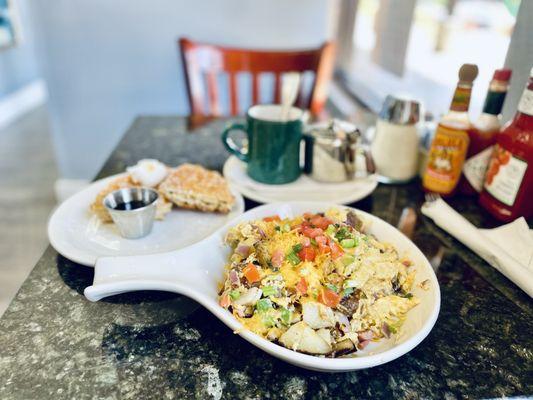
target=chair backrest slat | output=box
[179,38,335,119]
[273,73,281,104]
[252,73,260,105]
[206,71,220,116]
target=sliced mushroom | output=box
[302,302,336,329]
[279,322,332,354]
[346,211,363,231]
[333,338,356,356]
[338,289,361,316]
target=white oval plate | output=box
[223,156,378,204]
[48,173,245,266]
[84,201,440,371]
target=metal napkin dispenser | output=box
[304,120,375,183]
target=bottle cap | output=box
[458,64,478,84]
[493,69,512,82]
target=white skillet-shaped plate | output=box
[84,202,440,372]
[48,173,245,266]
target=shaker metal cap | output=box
[379,95,421,125]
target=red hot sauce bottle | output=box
[479,68,533,221]
[460,69,512,194]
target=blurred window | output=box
[342,0,519,117]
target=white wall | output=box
[0,0,39,97]
[29,0,331,179]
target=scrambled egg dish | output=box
[219,208,420,357]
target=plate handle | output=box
[84,239,219,302]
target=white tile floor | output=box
[0,105,58,316]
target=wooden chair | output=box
[179,38,335,121]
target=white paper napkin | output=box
[421,198,533,297]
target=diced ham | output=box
[271,249,284,268]
[236,244,251,257]
[229,270,240,285]
[358,330,374,341]
[358,340,370,350]
[300,237,311,247]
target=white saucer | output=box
[47,173,245,266]
[223,156,378,204]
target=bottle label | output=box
[463,145,494,192]
[484,145,528,206]
[517,88,533,116]
[450,86,472,112]
[423,124,469,193]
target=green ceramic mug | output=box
[222,105,305,184]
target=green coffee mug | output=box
[222,105,304,184]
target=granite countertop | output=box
[0,116,531,399]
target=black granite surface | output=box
[0,116,531,400]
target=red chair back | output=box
[179,38,335,118]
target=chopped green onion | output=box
[326,283,338,292]
[256,298,272,312]
[335,227,351,241]
[342,287,354,297]
[262,286,277,297]
[282,223,291,232]
[280,308,291,325]
[326,224,335,236]
[310,238,318,247]
[229,290,241,300]
[341,254,355,266]
[340,238,357,248]
[286,251,301,265]
[403,293,413,299]
[262,314,276,327]
[274,226,281,232]
[388,324,398,334]
[292,243,303,253]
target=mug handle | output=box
[302,133,314,174]
[221,123,249,162]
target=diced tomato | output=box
[315,235,327,245]
[329,240,344,260]
[296,277,308,294]
[271,249,284,268]
[302,226,324,238]
[310,216,333,230]
[318,288,341,308]
[243,263,261,284]
[263,215,281,222]
[300,237,311,247]
[219,293,230,308]
[298,246,316,262]
[298,221,310,232]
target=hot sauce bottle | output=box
[479,68,533,221]
[460,69,512,194]
[423,64,479,195]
